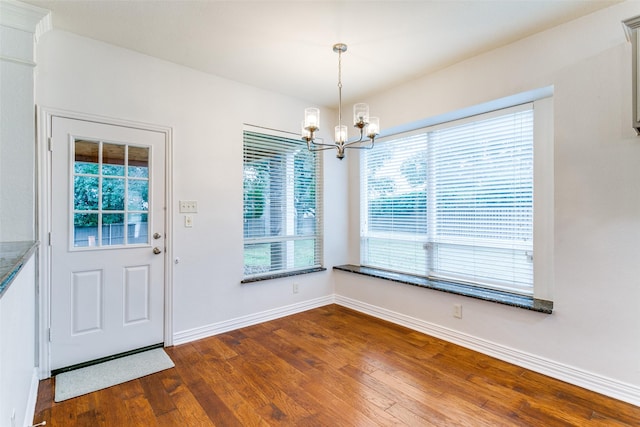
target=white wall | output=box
[338,1,640,404]
[0,7,38,241]
[35,30,347,340]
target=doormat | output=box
[54,348,174,402]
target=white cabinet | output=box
[0,257,36,427]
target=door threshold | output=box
[51,343,164,376]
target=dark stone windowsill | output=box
[241,266,327,284]
[333,264,553,314]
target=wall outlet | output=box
[184,215,193,228]
[453,303,463,319]
[179,200,198,213]
[293,283,299,294]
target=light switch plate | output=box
[179,200,198,213]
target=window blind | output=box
[361,133,429,276]
[361,105,534,295]
[243,129,322,279]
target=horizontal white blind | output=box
[243,129,322,278]
[361,106,534,295]
[430,109,533,292]
[361,133,428,276]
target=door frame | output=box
[36,107,174,379]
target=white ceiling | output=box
[26,0,620,108]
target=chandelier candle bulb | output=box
[354,103,369,126]
[335,125,348,143]
[367,117,380,138]
[304,108,320,130]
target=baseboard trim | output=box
[334,295,640,406]
[172,295,335,346]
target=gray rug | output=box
[54,348,175,402]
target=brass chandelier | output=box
[301,43,380,159]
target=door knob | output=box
[153,247,162,254]
[153,232,162,239]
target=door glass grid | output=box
[73,139,150,248]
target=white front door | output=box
[50,116,166,371]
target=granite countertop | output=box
[0,240,39,299]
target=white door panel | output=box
[124,265,151,324]
[71,269,102,334]
[50,117,165,370]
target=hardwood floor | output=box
[34,305,639,426]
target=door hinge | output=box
[48,328,51,342]
[47,137,52,152]
[48,232,51,246]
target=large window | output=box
[243,127,322,280]
[361,104,534,295]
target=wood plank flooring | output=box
[34,305,640,426]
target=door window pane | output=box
[102,213,125,246]
[128,146,149,178]
[102,143,125,176]
[74,140,99,174]
[127,180,148,211]
[74,176,99,210]
[127,213,148,244]
[73,213,98,247]
[102,178,125,210]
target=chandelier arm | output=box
[307,146,338,152]
[310,139,339,148]
[343,144,375,151]
[305,140,339,152]
[343,138,369,148]
[343,130,365,147]
[343,138,375,150]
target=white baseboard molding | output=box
[335,295,640,406]
[25,368,40,427]
[173,295,335,346]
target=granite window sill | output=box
[333,264,553,314]
[241,266,327,284]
